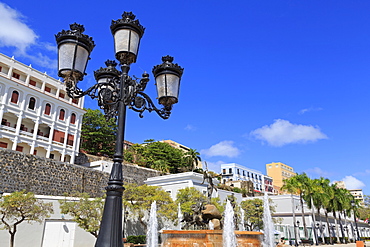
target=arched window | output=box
[70,113,76,124]
[44,103,51,115]
[59,109,65,120]
[10,91,19,104]
[28,97,36,110]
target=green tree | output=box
[123,183,176,230]
[59,193,104,238]
[240,198,263,231]
[176,187,207,214]
[281,173,310,239]
[80,108,117,156]
[358,195,370,220]
[183,148,202,171]
[124,141,187,173]
[0,191,53,247]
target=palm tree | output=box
[302,177,324,245]
[184,148,201,171]
[322,184,335,244]
[311,177,331,244]
[282,173,310,239]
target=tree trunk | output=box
[291,194,298,246]
[317,208,325,244]
[10,232,15,247]
[299,194,308,239]
[333,211,340,243]
[310,197,319,245]
[325,210,333,245]
[339,212,346,243]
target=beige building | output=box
[265,162,296,190]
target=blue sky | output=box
[1,0,370,194]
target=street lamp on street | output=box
[56,12,183,247]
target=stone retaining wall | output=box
[0,149,161,197]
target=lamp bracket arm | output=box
[127,91,171,119]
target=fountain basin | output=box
[161,230,263,247]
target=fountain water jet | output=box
[262,192,275,247]
[147,201,158,247]
[240,207,245,231]
[223,200,237,247]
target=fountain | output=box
[161,171,263,246]
[262,192,275,247]
[147,201,158,247]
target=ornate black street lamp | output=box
[55,12,183,247]
[351,200,360,241]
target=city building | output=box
[333,181,365,205]
[221,163,265,192]
[145,171,242,203]
[265,162,296,190]
[349,189,365,204]
[0,53,85,164]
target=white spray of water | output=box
[177,203,183,230]
[240,207,245,231]
[146,201,158,247]
[262,192,275,247]
[209,220,214,230]
[223,200,237,247]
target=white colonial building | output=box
[145,172,243,203]
[0,53,85,164]
[221,163,265,193]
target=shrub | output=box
[126,235,146,244]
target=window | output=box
[16,146,23,152]
[45,86,51,93]
[237,169,240,175]
[50,154,54,159]
[229,168,232,174]
[12,72,20,79]
[28,97,36,110]
[44,103,51,115]
[0,142,7,148]
[70,113,76,124]
[29,80,37,86]
[59,109,65,120]
[33,150,37,155]
[222,169,226,174]
[10,91,19,104]
[59,92,65,98]
[243,171,245,176]
[72,98,78,104]
[0,66,2,72]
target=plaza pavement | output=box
[294,242,368,247]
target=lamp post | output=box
[295,221,300,246]
[351,200,360,241]
[55,12,183,247]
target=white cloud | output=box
[0,3,37,53]
[0,3,57,70]
[342,176,365,190]
[298,107,323,115]
[185,124,196,131]
[250,119,328,147]
[203,160,225,173]
[304,167,333,177]
[201,141,240,158]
